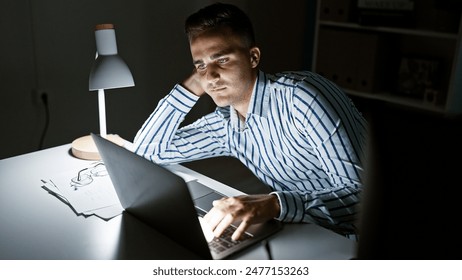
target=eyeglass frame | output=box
[70,162,108,189]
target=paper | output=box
[41,162,123,220]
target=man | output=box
[130,3,367,240]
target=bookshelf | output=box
[312,0,462,115]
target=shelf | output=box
[314,0,462,115]
[345,89,445,113]
[319,20,459,40]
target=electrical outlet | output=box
[31,89,48,105]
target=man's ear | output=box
[250,47,261,68]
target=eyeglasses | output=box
[70,162,108,190]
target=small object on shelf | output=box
[319,0,353,22]
[356,0,415,27]
[414,0,461,33]
[423,88,440,106]
[397,56,441,99]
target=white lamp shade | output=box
[89,24,134,91]
[89,55,134,90]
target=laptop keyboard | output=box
[208,224,253,254]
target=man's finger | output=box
[231,220,249,241]
[213,213,234,238]
[204,207,225,230]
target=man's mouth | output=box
[209,86,226,92]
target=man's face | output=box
[190,27,259,109]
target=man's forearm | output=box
[132,85,199,159]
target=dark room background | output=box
[0,0,315,159]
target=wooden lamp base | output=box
[71,134,124,160]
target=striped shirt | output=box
[132,70,368,233]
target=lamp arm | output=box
[98,89,107,138]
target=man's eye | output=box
[217,58,228,64]
[196,64,206,71]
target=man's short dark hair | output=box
[185,2,256,48]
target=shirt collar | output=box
[246,70,268,118]
[229,70,268,131]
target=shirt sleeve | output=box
[131,84,230,164]
[271,77,366,233]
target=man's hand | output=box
[203,194,280,241]
[181,69,205,97]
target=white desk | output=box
[0,144,356,259]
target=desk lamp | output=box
[71,24,134,160]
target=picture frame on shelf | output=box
[396,56,442,101]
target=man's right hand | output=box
[181,69,205,97]
[203,194,280,241]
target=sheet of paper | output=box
[41,179,68,203]
[42,179,123,219]
[89,204,124,220]
[53,172,120,214]
[42,163,122,217]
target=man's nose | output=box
[206,64,220,83]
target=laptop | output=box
[91,133,281,259]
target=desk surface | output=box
[0,144,356,260]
